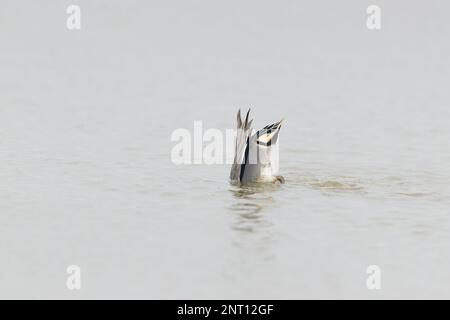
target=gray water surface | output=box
[1,0,450,299]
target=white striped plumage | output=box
[230,109,284,185]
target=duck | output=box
[230,109,285,184]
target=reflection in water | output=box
[227,183,282,264]
[229,183,279,217]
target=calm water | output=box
[1,1,450,298]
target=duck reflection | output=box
[229,183,279,217]
[228,183,281,253]
[225,184,281,274]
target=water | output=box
[1,1,450,299]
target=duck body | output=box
[230,109,284,185]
